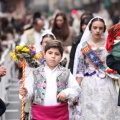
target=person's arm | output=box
[73,44,85,84]
[19,70,34,103]
[57,72,81,102]
[0,66,6,77]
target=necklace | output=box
[90,40,104,47]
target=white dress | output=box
[72,47,120,120]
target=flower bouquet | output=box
[10,45,39,68]
[10,44,39,120]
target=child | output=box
[22,29,56,119]
[24,30,56,76]
[106,23,120,106]
[19,40,80,120]
[38,29,56,65]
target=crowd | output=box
[0,5,120,120]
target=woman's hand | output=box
[57,91,66,102]
[19,87,28,96]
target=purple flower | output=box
[30,49,36,56]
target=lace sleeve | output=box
[73,44,85,78]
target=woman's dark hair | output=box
[80,11,93,33]
[80,16,93,33]
[89,17,106,32]
[52,12,69,41]
[41,34,55,44]
[45,40,64,56]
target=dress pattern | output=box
[72,46,120,120]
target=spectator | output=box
[68,11,93,73]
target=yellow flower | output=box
[34,54,39,59]
[16,46,23,51]
[22,47,30,53]
[10,52,18,61]
[13,55,18,61]
[10,52,15,57]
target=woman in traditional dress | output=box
[73,16,120,120]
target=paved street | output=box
[2,72,21,120]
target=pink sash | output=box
[32,103,69,120]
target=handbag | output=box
[0,98,6,116]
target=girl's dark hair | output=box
[89,17,106,32]
[45,40,64,56]
[52,12,69,41]
[41,34,55,44]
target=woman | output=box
[52,12,76,67]
[68,12,93,73]
[73,16,120,120]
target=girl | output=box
[73,16,120,120]
[38,29,56,65]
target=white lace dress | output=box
[72,47,120,120]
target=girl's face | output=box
[56,16,64,28]
[82,24,87,32]
[91,21,105,39]
[41,37,53,50]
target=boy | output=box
[106,23,120,106]
[19,40,80,120]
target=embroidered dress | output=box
[73,46,120,120]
